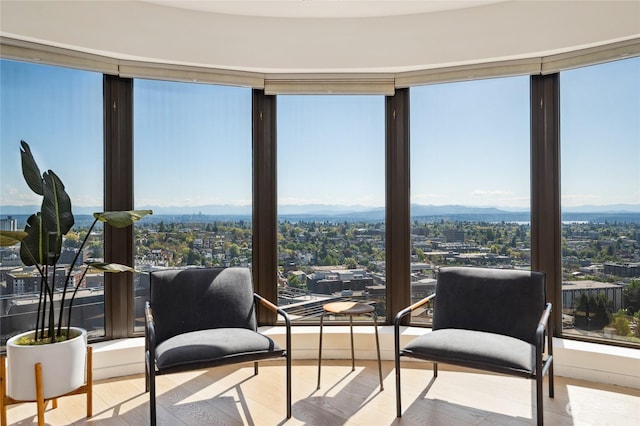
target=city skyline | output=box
[1,57,638,211]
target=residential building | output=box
[0,216,17,232]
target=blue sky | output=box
[1,57,638,212]
[560,59,640,207]
[0,61,103,208]
[411,76,531,208]
[278,95,385,207]
[133,79,252,208]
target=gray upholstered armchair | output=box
[145,267,291,425]
[394,267,554,425]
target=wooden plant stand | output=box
[0,346,93,426]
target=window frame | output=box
[2,42,638,347]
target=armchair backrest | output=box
[433,267,546,345]
[149,267,257,345]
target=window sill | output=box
[91,326,640,389]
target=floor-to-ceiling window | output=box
[409,76,531,324]
[0,59,104,346]
[560,56,640,345]
[276,95,386,321]
[2,45,638,349]
[132,79,252,332]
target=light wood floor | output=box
[4,360,640,425]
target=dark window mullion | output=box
[252,89,278,325]
[386,88,411,323]
[103,75,134,339]
[530,73,562,337]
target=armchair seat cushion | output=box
[155,328,284,372]
[402,328,536,375]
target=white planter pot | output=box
[6,327,87,401]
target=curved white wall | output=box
[1,1,639,73]
[90,328,640,390]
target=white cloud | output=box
[472,189,511,198]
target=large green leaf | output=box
[20,140,44,196]
[0,231,28,247]
[20,213,48,265]
[41,170,74,240]
[93,210,153,227]
[18,142,74,266]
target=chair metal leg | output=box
[536,373,543,426]
[145,351,150,393]
[254,361,259,376]
[371,312,383,391]
[549,363,555,398]
[147,353,157,426]
[548,333,555,398]
[317,312,326,389]
[284,308,292,419]
[395,353,402,417]
[286,352,292,419]
[349,314,355,371]
[1,354,7,426]
[394,318,402,417]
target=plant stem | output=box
[66,265,91,335]
[35,273,46,341]
[57,217,99,337]
[47,264,56,339]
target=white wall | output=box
[92,326,640,389]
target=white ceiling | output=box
[1,1,639,73]
[140,0,506,18]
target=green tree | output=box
[288,274,303,289]
[576,293,611,330]
[611,310,631,336]
[592,293,612,330]
[623,280,640,314]
[345,257,357,269]
[63,232,81,248]
[186,249,200,265]
[322,254,337,266]
[229,243,241,258]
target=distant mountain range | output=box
[2,203,639,223]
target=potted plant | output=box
[0,140,152,401]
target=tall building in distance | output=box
[444,229,465,243]
[0,216,17,231]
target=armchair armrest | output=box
[394,293,436,358]
[535,302,554,380]
[254,293,291,329]
[535,302,552,349]
[145,301,156,352]
[394,293,436,328]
